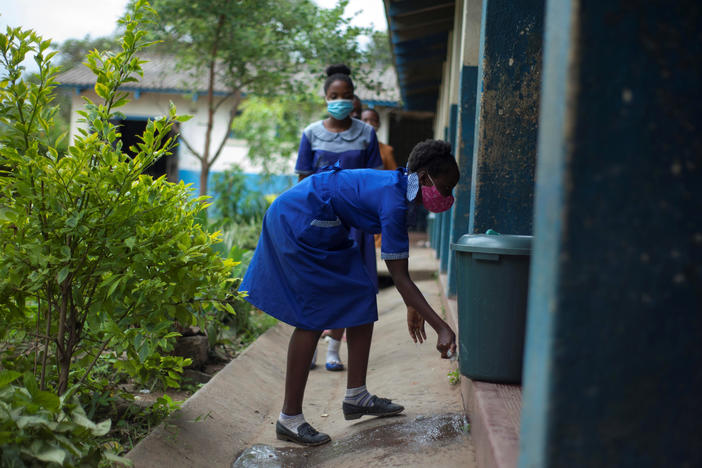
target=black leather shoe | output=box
[342,395,404,420]
[275,421,331,446]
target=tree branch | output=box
[75,336,112,389]
[209,91,242,166]
[40,285,52,391]
[177,133,204,162]
[202,13,227,166]
[212,92,236,113]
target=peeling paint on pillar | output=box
[468,0,544,235]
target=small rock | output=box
[321,413,328,417]
[173,335,209,370]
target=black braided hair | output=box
[324,64,354,93]
[407,139,458,177]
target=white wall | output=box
[375,107,391,143]
[67,90,295,174]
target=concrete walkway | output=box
[127,242,475,467]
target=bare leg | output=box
[328,328,344,341]
[283,328,323,415]
[345,322,374,389]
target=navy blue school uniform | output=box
[239,168,411,331]
[295,119,383,291]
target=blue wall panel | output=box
[441,104,460,273]
[520,2,702,467]
[447,66,479,296]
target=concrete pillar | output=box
[440,0,464,275]
[447,0,482,296]
[440,103,459,273]
[519,2,702,467]
[468,0,544,235]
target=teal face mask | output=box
[326,99,353,120]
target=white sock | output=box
[326,337,341,364]
[278,412,306,433]
[344,385,375,407]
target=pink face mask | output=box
[421,174,454,213]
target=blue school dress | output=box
[295,119,383,291]
[239,168,411,330]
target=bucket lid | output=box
[452,234,532,255]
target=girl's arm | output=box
[385,258,457,358]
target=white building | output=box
[57,54,402,196]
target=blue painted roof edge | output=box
[56,83,231,97]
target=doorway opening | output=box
[114,117,179,182]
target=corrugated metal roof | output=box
[384,0,455,112]
[57,53,401,105]
[56,53,231,95]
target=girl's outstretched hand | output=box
[407,306,426,343]
[437,325,457,359]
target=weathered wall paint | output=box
[520,2,702,467]
[447,66,479,296]
[468,0,544,235]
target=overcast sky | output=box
[0,0,388,46]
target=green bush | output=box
[0,0,240,459]
[211,164,270,225]
[0,371,129,467]
[0,0,236,397]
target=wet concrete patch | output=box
[232,413,469,468]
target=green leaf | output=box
[92,418,111,436]
[107,275,122,297]
[16,415,55,430]
[33,446,66,464]
[104,451,134,466]
[23,372,39,396]
[70,410,97,430]
[34,390,60,412]
[0,207,16,222]
[57,266,69,284]
[0,370,22,388]
[94,82,110,99]
[137,342,152,363]
[66,215,79,228]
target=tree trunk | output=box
[200,13,226,197]
[57,353,71,395]
[200,161,210,197]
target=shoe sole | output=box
[276,432,331,446]
[343,407,404,421]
